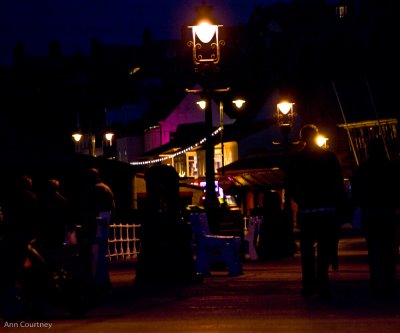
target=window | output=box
[187,153,198,177]
[336,5,347,19]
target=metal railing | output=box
[107,223,141,262]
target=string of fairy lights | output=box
[129,127,222,166]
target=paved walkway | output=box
[2,236,400,333]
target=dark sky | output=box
[0,0,296,66]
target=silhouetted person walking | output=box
[38,178,71,250]
[352,137,400,298]
[287,124,345,299]
[76,168,115,294]
[0,174,39,318]
[257,190,296,260]
[135,164,197,285]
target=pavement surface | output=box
[2,235,400,333]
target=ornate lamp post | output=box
[71,131,96,156]
[188,21,224,71]
[195,94,244,177]
[72,131,83,153]
[187,5,226,232]
[105,132,114,143]
[277,101,294,210]
[103,131,116,159]
[277,101,294,153]
[316,134,329,148]
[220,98,246,175]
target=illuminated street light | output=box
[72,131,83,153]
[188,20,224,67]
[72,132,83,143]
[277,101,295,211]
[277,101,294,129]
[232,99,246,109]
[316,135,328,148]
[103,131,116,159]
[196,100,207,110]
[196,96,245,176]
[186,4,228,232]
[277,100,294,156]
[223,98,246,175]
[105,132,114,145]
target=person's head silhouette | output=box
[299,124,319,148]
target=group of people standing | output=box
[1,124,399,316]
[286,124,399,300]
[0,166,115,318]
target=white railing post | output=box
[107,223,141,262]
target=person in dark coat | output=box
[75,167,115,293]
[38,178,71,250]
[352,137,400,298]
[287,124,345,299]
[2,175,39,272]
[257,190,296,260]
[0,174,39,318]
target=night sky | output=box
[0,0,300,66]
[0,0,345,102]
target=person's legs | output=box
[299,214,316,296]
[93,217,111,293]
[316,213,336,298]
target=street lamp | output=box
[71,131,96,156]
[221,98,246,175]
[277,101,294,154]
[72,131,83,153]
[232,99,246,109]
[277,101,294,211]
[187,10,225,220]
[188,21,224,70]
[316,134,328,148]
[103,130,116,159]
[105,132,114,144]
[277,102,294,130]
[195,96,245,177]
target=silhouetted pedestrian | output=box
[0,174,40,317]
[287,124,345,299]
[76,167,115,294]
[135,164,197,285]
[2,174,39,268]
[38,178,71,250]
[3,174,39,248]
[352,137,400,298]
[257,190,296,260]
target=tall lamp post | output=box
[71,131,96,157]
[277,101,294,210]
[220,98,246,175]
[195,94,245,177]
[316,134,328,149]
[72,131,83,153]
[188,12,225,222]
[103,130,116,159]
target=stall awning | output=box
[220,153,285,189]
[230,169,284,188]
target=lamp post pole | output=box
[187,8,226,232]
[88,123,95,157]
[219,100,225,176]
[203,92,217,208]
[277,101,294,211]
[189,89,219,213]
[195,96,245,179]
